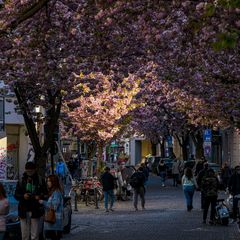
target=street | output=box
[65,175,239,240]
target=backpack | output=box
[56,162,65,175]
[130,174,141,188]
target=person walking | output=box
[172,159,180,187]
[157,160,167,187]
[201,169,219,224]
[194,160,204,177]
[197,162,209,209]
[100,167,116,212]
[141,163,149,186]
[14,162,48,240]
[130,167,146,211]
[39,175,64,240]
[56,160,67,184]
[0,183,9,240]
[182,168,198,211]
[228,165,240,223]
[221,162,232,191]
[116,168,124,201]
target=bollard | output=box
[94,188,99,209]
[74,191,78,212]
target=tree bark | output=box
[87,142,96,177]
[175,132,189,161]
[160,138,165,158]
[2,0,50,33]
[182,136,188,161]
[191,131,204,159]
[96,143,104,176]
[14,84,62,177]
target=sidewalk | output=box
[67,176,240,240]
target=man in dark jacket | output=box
[130,167,146,211]
[14,162,48,240]
[197,162,209,209]
[221,162,232,190]
[100,166,116,212]
[141,163,149,185]
[201,168,219,224]
[228,165,240,222]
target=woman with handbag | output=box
[39,175,63,240]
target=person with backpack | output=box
[100,167,117,212]
[141,163,149,185]
[130,167,146,211]
[201,168,219,224]
[194,160,204,177]
[55,160,66,184]
[14,162,48,240]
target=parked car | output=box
[208,162,221,174]
[5,196,72,240]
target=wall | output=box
[0,136,7,179]
[135,140,142,165]
[5,97,24,124]
[5,97,31,178]
[141,140,152,160]
[130,138,143,166]
[232,130,240,167]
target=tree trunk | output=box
[87,142,96,177]
[96,143,104,176]
[191,131,204,159]
[182,137,188,161]
[160,138,165,158]
[14,83,62,177]
[175,131,189,161]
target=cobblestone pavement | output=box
[64,175,239,240]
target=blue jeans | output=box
[104,190,115,210]
[183,185,195,209]
[159,172,166,185]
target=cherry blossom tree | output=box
[0,1,88,174]
[0,0,239,173]
[63,72,140,173]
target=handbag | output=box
[44,207,56,224]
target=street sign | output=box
[203,142,212,157]
[203,129,212,142]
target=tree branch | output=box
[4,0,50,32]
[13,83,42,156]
